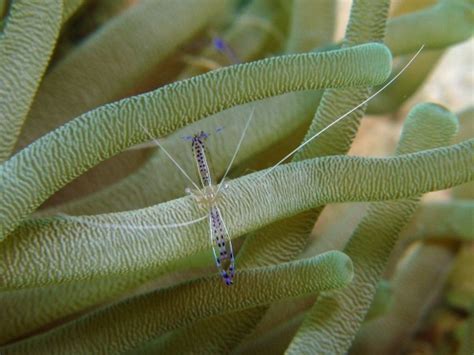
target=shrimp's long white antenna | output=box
[258,44,425,181]
[56,213,208,230]
[138,122,201,191]
[216,106,256,195]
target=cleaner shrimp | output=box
[59,45,424,286]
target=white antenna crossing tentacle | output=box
[138,121,201,191]
[56,213,208,230]
[257,44,425,181]
[216,106,256,196]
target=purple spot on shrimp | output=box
[213,37,226,50]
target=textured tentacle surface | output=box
[0,42,392,240]
[160,1,393,352]
[2,251,354,354]
[1,139,472,290]
[286,104,462,354]
[0,0,62,162]
[1,1,472,352]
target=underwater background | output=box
[0,0,473,354]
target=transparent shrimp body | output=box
[185,131,235,286]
